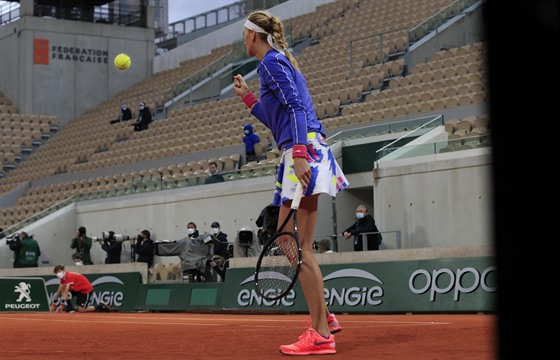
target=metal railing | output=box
[156,0,290,45]
[374,115,445,162]
[408,0,479,45]
[0,1,19,25]
[313,231,402,252]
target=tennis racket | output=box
[255,182,303,301]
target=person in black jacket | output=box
[342,204,382,251]
[204,161,225,184]
[255,203,279,245]
[100,231,122,264]
[131,229,155,267]
[132,101,152,131]
[110,103,133,124]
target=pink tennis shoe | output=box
[280,328,336,356]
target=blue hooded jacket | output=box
[243,123,261,154]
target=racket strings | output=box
[257,233,300,299]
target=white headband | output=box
[244,19,285,55]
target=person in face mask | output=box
[72,254,84,266]
[187,222,199,239]
[243,123,261,162]
[342,204,381,251]
[204,161,225,184]
[132,101,152,131]
[51,264,111,313]
[110,103,133,124]
[209,221,229,259]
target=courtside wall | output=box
[0,247,495,313]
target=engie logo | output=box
[46,276,126,307]
[4,281,42,310]
[235,268,384,308]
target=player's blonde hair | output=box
[247,10,299,71]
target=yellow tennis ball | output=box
[114,53,131,71]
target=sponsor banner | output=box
[41,272,141,312]
[0,277,50,312]
[222,256,496,313]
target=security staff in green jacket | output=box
[8,231,41,268]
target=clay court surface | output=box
[0,312,496,359]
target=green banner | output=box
[42,272,141,312]
[1,277,50,312]
[221,256,496,313]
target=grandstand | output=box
[0,0,491,270]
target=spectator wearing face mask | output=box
[243,123,261,162]
[204,161,225,184]
[110,103,133,124]
[187,222,199,239]
[209,221,229,259]
[342,204,381,251]
[72,254,84,266]
[132,101,152,131]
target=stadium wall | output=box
[0,247,495,313]
[0,142,493,269]
[0,5,155,126]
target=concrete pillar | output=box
[20,0,34,17]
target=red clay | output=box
[0,312,496,359]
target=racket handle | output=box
[291,182,304,209]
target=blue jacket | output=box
[250,49,324,151]
[243,123,260,154]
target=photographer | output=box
[99,231,122,264]
[70,226,93,265]
[131,230,154,267]
[8,231,41,268]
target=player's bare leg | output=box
[280,194,329,337]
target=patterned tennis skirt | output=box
[273,132,349,206]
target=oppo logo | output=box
[409,266,497,301]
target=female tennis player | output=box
[233,10,349,356]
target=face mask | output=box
[356,212,365,219]
[56,271,65,279]
[211,228,219,235]
[75,261,83,266]
[209,168,217,174]
[244,130,249,135]
[187,228,195,235]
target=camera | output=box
[238,228,255,246]
[92,231,130,242]
[6,233,20,245]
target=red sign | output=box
[34,38,49,65]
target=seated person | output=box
[204,161,224,184]
[132,102,152,131]
[110,103,132,124]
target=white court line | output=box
[0,313,451,327]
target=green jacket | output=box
[10,236,41,268]
[70,235,93,264]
